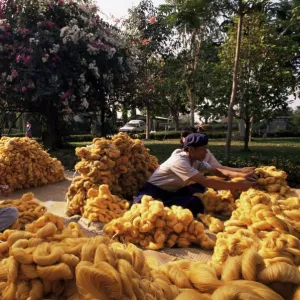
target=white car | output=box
[119,120,146,133]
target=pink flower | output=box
[14,87,19,92]
[60,90,72,99]
[21,28,30,34]
[21,86,27,92]
[24,56,32,65]
[149,16,156,24]
[47,22,55,29]
[251,156,257,159]
[11,70,18,78]
[16,55,21,63]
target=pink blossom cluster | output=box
[38,21,56,30]
[16,54,32,65]
[60,90,72,99]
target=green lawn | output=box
[144,137,300,164]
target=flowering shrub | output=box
[0,0,139,147]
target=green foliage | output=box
[218,12,296,122]
[0,0,139,148]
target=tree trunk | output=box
[42,101,62,150]
[174,115,180,131]
[100,105,106,137]
[239,119,245,140]
[187,85,195,127]
[244,118,251,151]
[170,106,180,131]
[146,106,150,139]
[131,108,137,119]
[7,113,23,135]
[121,106,128,124]
[226,13,243,160]
[98,89,106,137]
[249,116,254,143]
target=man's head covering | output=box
[183,133,208,150]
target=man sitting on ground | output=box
[134,133,257,216]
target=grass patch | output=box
[144,138,300,164]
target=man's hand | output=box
[241,167,256,173]
[242,171,259,183]
[237,180,256,191]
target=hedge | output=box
[132,131,228,140]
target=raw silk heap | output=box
[213,166,300,267]
[0,213,299,299]
[66,133,158,216]
[0,137,65,190]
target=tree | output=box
[218,0,271,159]
[0,0,138,148]
[219,11,297,150]
[124,0,175,138]
[161,0,221,127]
[154,56,189,130]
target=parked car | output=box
[119,120,146,133]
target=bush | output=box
[6,133,24,137]
[67,134,94,142]
[252,131,300,138]
[132,131,227,140]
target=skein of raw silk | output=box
[28,279,44,300]
[116,259,135,298]
[16,281,30,300]
[211,283,277,300]
[2,282,17,300]
[221,256,242,281]
[241,248,265,281]
[10,247,34,264]
[154,278,179,299]
[94,243,116,267]
[7,231,34,247]
[230,281,284,300]
[20,264,39,279]
[76,261,122,300]
[175,289,212,300]
[159,263,193,289]
[35,222,57,238]
[0,241,8,254]
[7,256,19,283]
[60,253,80,268]
[81,243,97,262]
[207,262,223,279]
[33,243,64,266]
[189,262,223,293]
[257,262,300,284]
[37,263,73,280]
[0,262,8,280]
